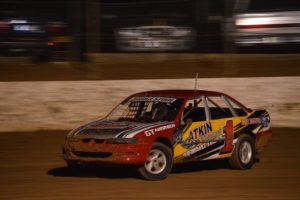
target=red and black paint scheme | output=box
[63,90,272,180]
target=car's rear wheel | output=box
[229,134,256,169]
[137,142,173,180]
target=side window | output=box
[207,96,233,119]
[183,97,207,122]
[227,98,248,116]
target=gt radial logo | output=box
[145,124,175,136]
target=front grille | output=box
[80,139,105,144]
[81,139,91,143]
[94,139,105,144]
[73,151,112,158]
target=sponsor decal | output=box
[241,115,270,128]
[131,96,177,104]
[260,115,271,127]
[181,121,234,159]
[190,122,213,141]
[241,118,261,126]
[145,123,175,136]
[183,141,217,157]
[177,122,225,149]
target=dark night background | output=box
[2,0,299,55]
[0,1,299,199]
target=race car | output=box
[63,90,272,180]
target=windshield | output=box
[108,96,183,123]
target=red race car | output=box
[63,90,272,180]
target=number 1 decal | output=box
[221,120,234,153]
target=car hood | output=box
[69,119,174,139]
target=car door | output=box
[173,95,243,162]
[173,96,211,162]
[205,95,238,158]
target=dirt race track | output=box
[0,128,299,200]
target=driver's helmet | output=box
[152,102,168,120]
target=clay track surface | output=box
[0,128,299,200]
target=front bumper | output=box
[63,138,150,165]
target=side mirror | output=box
[181,118,192,127]
[180,120,186,126]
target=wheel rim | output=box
[144,149,167,174]
[239,141,252,165]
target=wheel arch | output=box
[138,137,174,180]
[154,137,173,151]
[236,131,257,153]
[243,131,256,141]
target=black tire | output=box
[137,142,173,180]
[229,134,256,169]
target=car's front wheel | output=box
[137,142,173,180]
[229,134,256,169]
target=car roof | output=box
[126,90,250,112]
[131,90,227,98]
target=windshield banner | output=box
[130,97,177,104]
